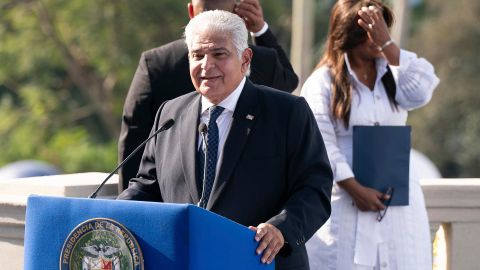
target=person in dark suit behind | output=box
[118,0,299,192]
[118,10,332,270]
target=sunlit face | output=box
[188,27,252,104]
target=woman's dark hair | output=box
[318,0,395,127]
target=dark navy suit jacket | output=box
[118,80,333,270]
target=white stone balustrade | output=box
[0,174,478,270]
[0,173,117,269]
[421,178,480,270]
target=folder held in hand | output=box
[352,125,411,205]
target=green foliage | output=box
[0,0,296,174]
[261,0,294,51]
[2,0,478,178]
[0,0,185,173]
[407,0,480,177]
[0,84,116,173]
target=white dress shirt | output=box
[198,77,246,179]
[302,49,439,270]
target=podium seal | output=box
[60,218,144,270]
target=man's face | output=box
[189,27,251,104]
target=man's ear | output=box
[188,3,194,19]
[241,48,253,73]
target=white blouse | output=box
[302,49,439,269]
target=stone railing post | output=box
[422,178,480,270]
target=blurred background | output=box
[0,0,478,178]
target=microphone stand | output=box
[88,119,174,199]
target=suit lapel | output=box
[207,80,260,209]
[179,95,202,203]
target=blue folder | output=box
[352,125,411,205]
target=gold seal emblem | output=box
[60,218,144,270]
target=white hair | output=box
[184,10,249,59]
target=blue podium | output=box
[24,195,273,270]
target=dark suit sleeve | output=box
[118,52,157,192]
[117,103,164,202]
[250,29,299,92]
[266,97,333,255]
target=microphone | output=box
[197,123,208,208]
[88,118,175,199]
[198,123,208,153]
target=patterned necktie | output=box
[198,105,225,208]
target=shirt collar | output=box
[344,53,388,82]
[200,76,246,115]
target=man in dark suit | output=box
[118,10,332,270]
[118,0,299,191]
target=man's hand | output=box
[249,223,284,264]
[234,0,265,33]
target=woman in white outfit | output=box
[301,0,440,269]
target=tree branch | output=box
[33,0,119,139]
